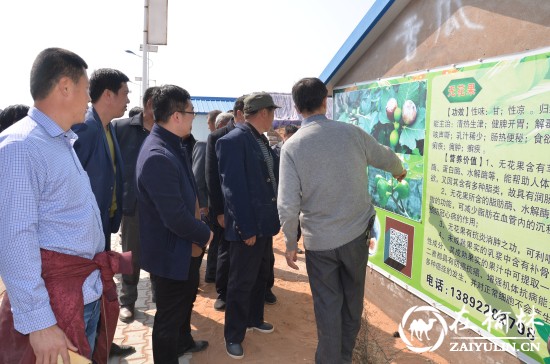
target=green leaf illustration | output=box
[396,82,420,107]
[358,111,378,134]
[402,154,424,180]
[359,91,372,115]
[399,107,426,150]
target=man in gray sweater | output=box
[278,77,406,364]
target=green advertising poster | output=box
[334,48,550,363]
[424,51,550,363]
[334,76,428,284]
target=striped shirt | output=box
[0,107,104,334]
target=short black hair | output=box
[143,86,159,106]
[292,77,328,113]
[233,94,248,114]
[0,104,30,132]
[128,106,143,117]
[30,48,88,101]
[152,85,191,123]
[89,68,129,103]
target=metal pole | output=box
[142,0,149,107]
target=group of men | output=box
[0,47,406,364]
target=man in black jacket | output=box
[112,86,158,323]
[136,85,213,363]
[205,95,246,311]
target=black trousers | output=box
[151,255,202,364]
[104,231,111,252]
[267,248,275,291]
[103,215,119,251]
[216,233,230,300]
[205,223,223,281]
[217,231,275,300]
[305,233,368,364]
[224,236,272,343]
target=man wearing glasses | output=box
[216,92,281,360]
[136,85,213,364]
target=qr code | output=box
[388,228,408,266]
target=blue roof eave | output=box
[319,0,396,87]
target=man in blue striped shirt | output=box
[0,48,104,362]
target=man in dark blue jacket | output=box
[72,68,127,252]
[112,86,158,323]
[136,85,213,364]
[72,68,134,357]
[216,92,281,360]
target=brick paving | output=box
[108,233,192,364]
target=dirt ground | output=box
[188,232,449,364]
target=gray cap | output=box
[244,92,280,113]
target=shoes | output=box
[119,305,134,323]
[214,298,226,311]
[265,290,277,305]
[178,340,209,356]
[297,248,304,254]
[204,276,215,283]
[109,343,136,357]
[247,322,274,334]
[225,342,244,359]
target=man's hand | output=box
[244,236,256,246]
[191,243,204,257]
[393,169,407,182]
[29,324,76,364]
[285,249,299,270]
[217,214,225,228]
[192,231,214,257]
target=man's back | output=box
[280,115,402,251]
[278,77,406,364]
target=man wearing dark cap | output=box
[216,92,281,360]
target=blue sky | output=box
[0,0,374,112]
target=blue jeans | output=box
[83,299,101,356]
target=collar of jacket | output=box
[242,122,270,146]
[243,121,260,137]
[301,113,329,127]
[129,113,144,126]
[150,123,185,151]
[87,106,106,129]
